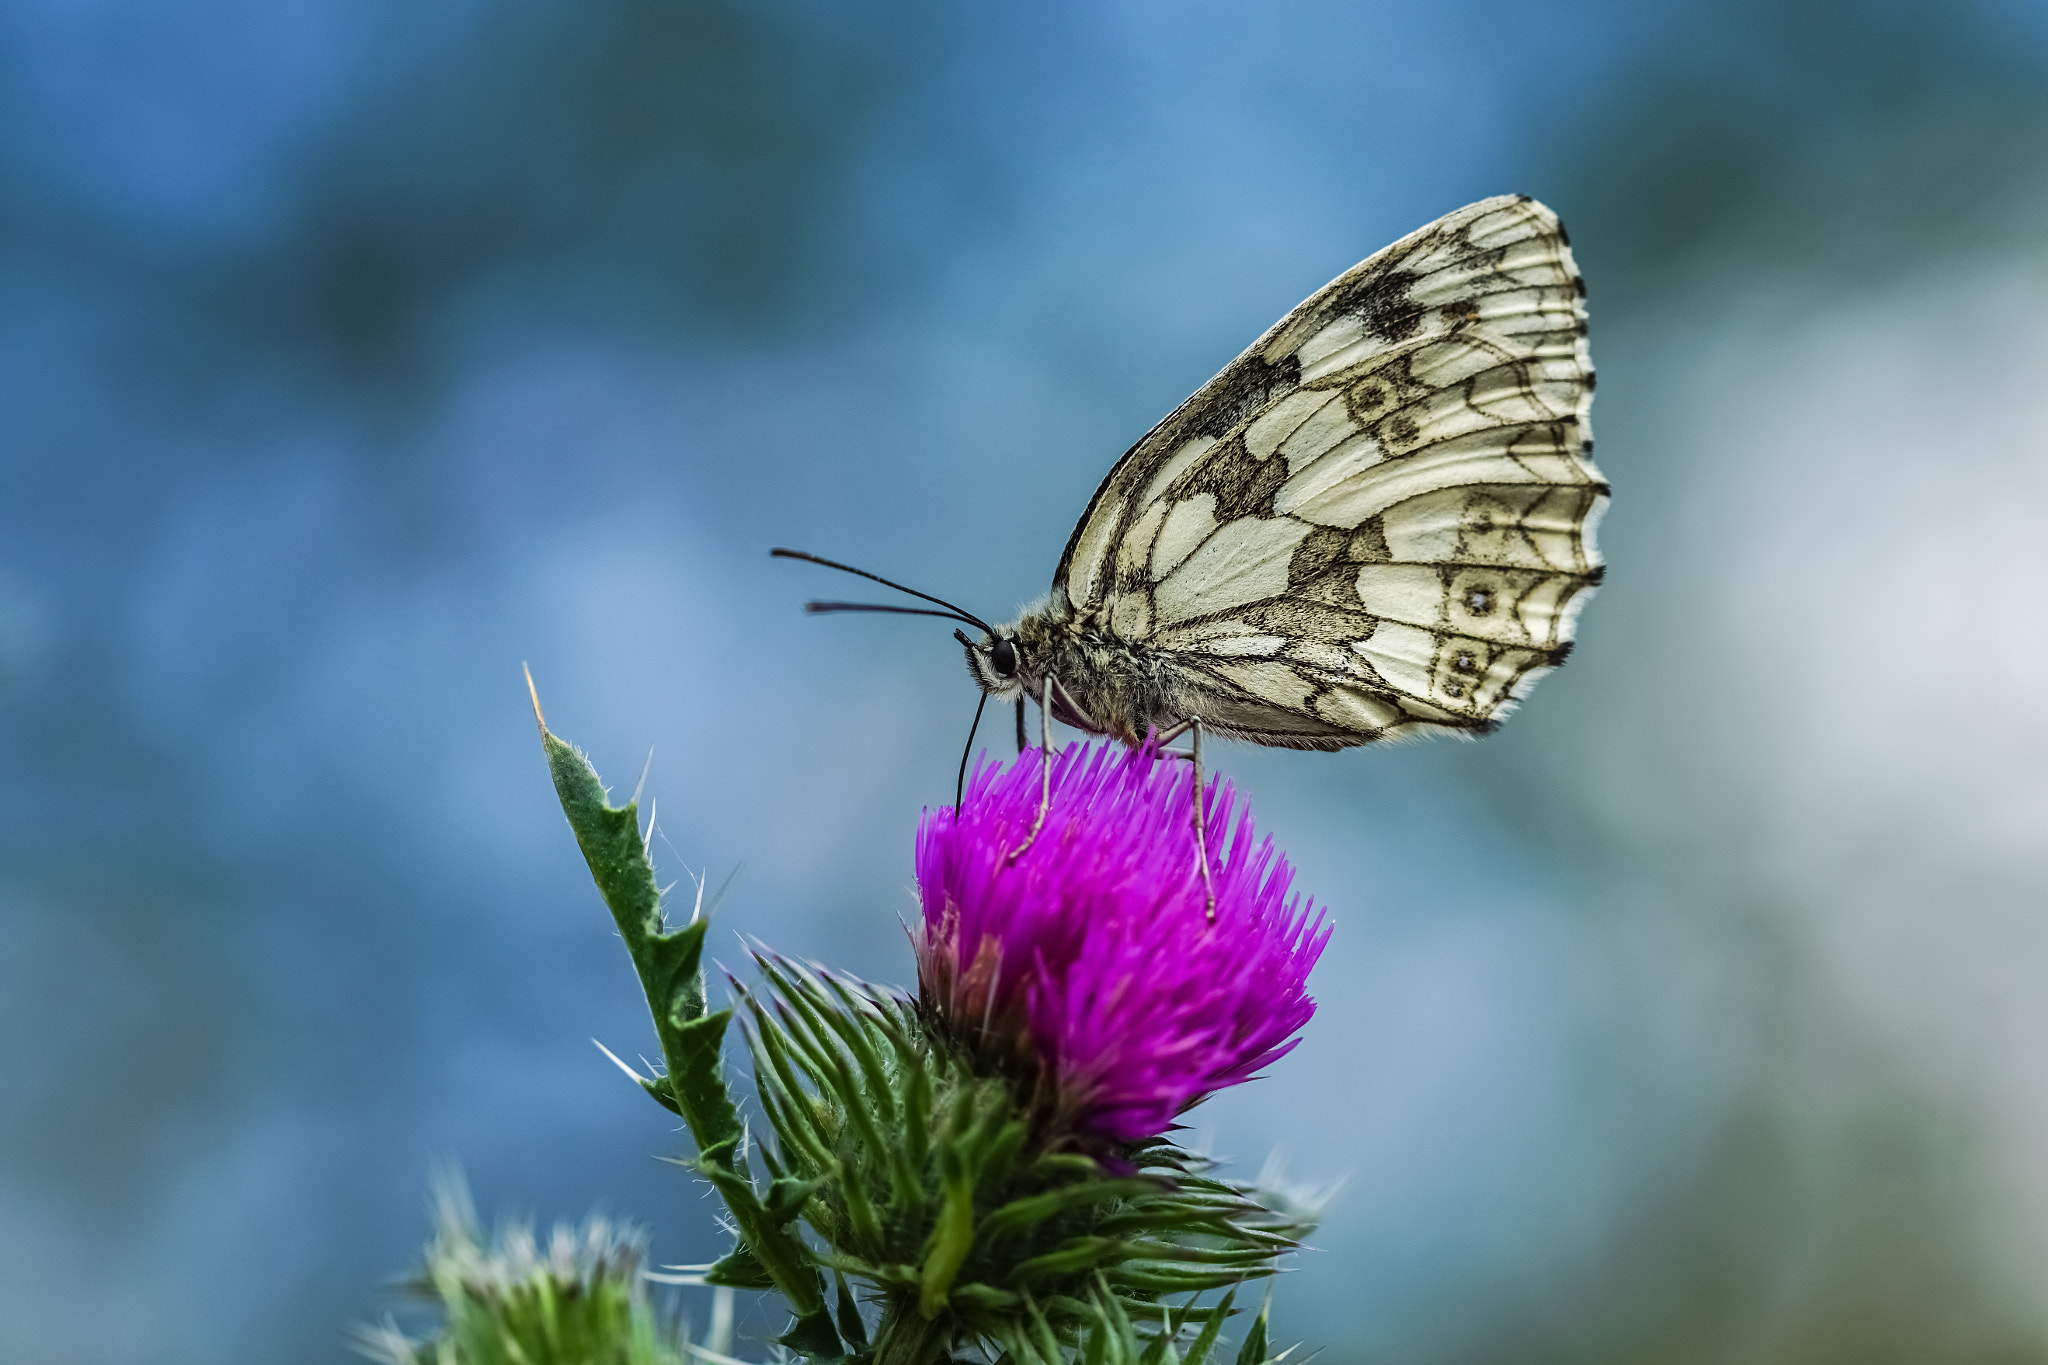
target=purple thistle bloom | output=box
[914,739,1330,1144]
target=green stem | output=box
[873,1296,952,1365]
[533,698,834,1340]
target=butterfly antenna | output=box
[771,548,994,634]
[802,601,985,626]
[953,691,989,822]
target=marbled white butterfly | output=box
[778,195,1602,882]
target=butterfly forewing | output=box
[1052,195,1603,747]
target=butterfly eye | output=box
[990,639,1018,677]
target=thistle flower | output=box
[914,740,1330,1144]
[537,704,1318,1365]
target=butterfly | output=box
[777,195,1603,876]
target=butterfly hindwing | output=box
[1054,195,1603,746]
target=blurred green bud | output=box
[355,1173,684,1365]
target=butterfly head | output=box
[956,626,1027,699]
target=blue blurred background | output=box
[7,1,2048,1360]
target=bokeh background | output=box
[6,0,2048,1360]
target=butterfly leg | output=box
[1189,718,1216,923]
[1005,673,1057,863]
[1148,719,1217,921]
[1015,698,1028,755]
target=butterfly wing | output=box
[1053,195,1604,747]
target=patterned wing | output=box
[1055,195,1604,747]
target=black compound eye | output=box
[990,638,1017,677]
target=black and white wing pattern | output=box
[1053,195,1605,748]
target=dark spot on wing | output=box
[1199,442,1288,520]
[1275,523,1398,614]
[1349,516,1390,563]
[1288,525,1348,584]
[1333,268,1427,343]
[1241,597,1372,641]
[1185,352,1302,441]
